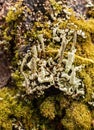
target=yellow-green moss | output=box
[11,70,24,90]
[6,2,24,23]
[81,71,93,101]
[62,102,92,130]
[86,7,94,18]
[73,41,94,102]
[59,96,70,110]
[0,88,15,129]
[73,18,94,33]
[3,27,12,41]
[40,98,56,120]
[61,119,75,130]
[49,0,63,14]
[0,88,34,129]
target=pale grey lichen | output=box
[18,14,85,97]
[19,32,85,98]
[77,30,87,39]
[38,34,45,57]
[65,49,76,72]
[52,23,72,61]
[20,51,31,94]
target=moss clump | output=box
[73,18,94,33]
[49,0,63,14]
[73,40,94,103]
[40,98,56,120]
[76,41,94,60]
[62,102,92,130]
[79,70,93,102]
[5,2,24,23]
[58,95,70,110]
[61,119,75,130]
[0,87,35,129]
[86,7,94,18]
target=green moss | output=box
[86,7,94,18]
[58,95,70,110]
[73,41,94,102]
[73,18,94,33]
[6,2,24,23]
[80,71,93,102]
[62,102,92,130]
[0,88,35,129]
[49,0,63,14]
[61,119,75,130]
[3,27,12,41]
[40,98,56,120]
[11,70,24,90]
[0,88,15,129]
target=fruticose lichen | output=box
[0,0,94,129]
